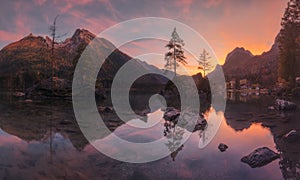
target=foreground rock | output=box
[275,99,297,111]
[241,147,280,168]
[218,143,228,152]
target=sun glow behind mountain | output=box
[0,0,287,69]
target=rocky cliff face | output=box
[223,36,279,87]
[0,28,167,92]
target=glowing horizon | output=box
[0,0,288,73]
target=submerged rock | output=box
[275,99,297,111]
[218,143,228,152]
[241,147,279,168]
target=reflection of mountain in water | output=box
[224,97,300,180]
[0,93,299,179]
[0,101,89,151]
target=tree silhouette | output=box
[278,0,300,88]
[164,28,187,76]
[49,15,66,93]
[197,49,213,77]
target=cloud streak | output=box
[0,0,288,65]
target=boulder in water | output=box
[218,143,228,152]
[241,147,279,168]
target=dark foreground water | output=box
[0,93,299,180]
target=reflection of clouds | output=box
[0,130,103,179]
[92,108,196,163]
[0,130,24,146]
[127,109,163,129]
[198,107,223,148]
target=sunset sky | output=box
[0,0,288,73]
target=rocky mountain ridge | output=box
[0,28,168,94]
[222,35,279,87]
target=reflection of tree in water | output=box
[171,145,184,161]
[223,99,300,179]
[275,129,300,180]
[164,122,185,161]
[163,111,186,161]
[163,106,210,161]
[279,155,300,180]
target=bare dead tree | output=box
[49,15,67,94]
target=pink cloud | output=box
[33,0,47,6]
[175,0,194,14]
[67,9,117,35]
[99,0,120,20]
[204,0,223,8]
[0,30,23,42]
[54,0,94,13]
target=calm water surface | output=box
[0,93,299,180]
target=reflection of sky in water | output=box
[0,104,291,179]
[126,109,163,129]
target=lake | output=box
[0,93,299,179]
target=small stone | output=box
[218,143,228,152]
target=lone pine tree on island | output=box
[164,28,187,76]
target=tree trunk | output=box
[173,43,176,76]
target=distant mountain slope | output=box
[0,29,167,91]
[222,36,279,87]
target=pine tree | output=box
[278,0,300,88]
[164,28,187,76]
[197,49,213,77]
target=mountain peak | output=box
[222,39,279,87]
[71,28,96,43]
[231,47,253,56]
[224,47,253,64]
